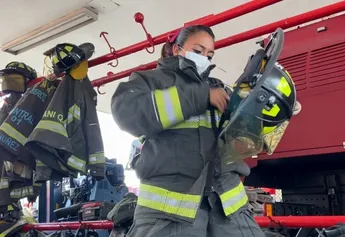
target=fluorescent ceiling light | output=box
[1,7,98,55]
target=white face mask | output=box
[180,47,211,75]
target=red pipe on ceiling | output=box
[88,0,281,67]
[91,0,345,87]
[21,216,345,231]
[0,0,280,98]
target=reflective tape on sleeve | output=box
[220,182,248,216]
[153,87,184,129]
[0,122,27,145]
[35,120,68,137]
[170,110,223,129]
[138,183,201,219]
[89,152,105,165]
[67,155,86,172]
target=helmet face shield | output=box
[0,73,26,94]
[219,111,264,164]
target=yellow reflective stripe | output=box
[36,120,68,137]
[263,126,277,135]
[170,110,225,129]
[0,178,9,189]
[138,183,201,219]
[52,56,59,64]
[67,155,86,172]
[59,51,68,59]
[0,122,27,145]
[7,205,13,211]
[10,186,34,198]
[66,104,81,125]
[262,104,280,117]
[65,45,73,52]
[220,182,248,216]
[276,76,292,97]
[153,87,184,129]
[89,152,105,165]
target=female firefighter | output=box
[111,25,265,236]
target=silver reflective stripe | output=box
[151,92,159,122]
[67,155,86,172]
[222,189,247,209]
[89,152,105,164]
[220,182,249,216]
[162,90,177,125]
[139,190,199,210]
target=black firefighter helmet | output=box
[218,28,297,164]
[0,62,37,93]
[51,42,95,78]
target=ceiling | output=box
[0,0,341,113]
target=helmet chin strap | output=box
[69,60,89,81]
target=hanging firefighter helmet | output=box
[0,62,37,81]
[51,42,95,77]
[218,28,297,164]
[0,62,37,94]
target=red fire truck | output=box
[245,13,345,217]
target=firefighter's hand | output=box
[209,88,230,113]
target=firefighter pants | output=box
[126,192,265,237]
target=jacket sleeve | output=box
[111,72,210,137]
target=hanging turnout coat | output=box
[25,74,105,181]
[0,79,59,169]
[0,92,42,207]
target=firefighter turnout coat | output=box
[0,91,45,207]
[111,56,250,224]
[26,74,105,181]
[0,80,58,169]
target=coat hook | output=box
[99,31,119,68]
[134,12,155,54]
[108,59,119,68]
[97,85,106,95]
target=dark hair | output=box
[160,25,215,59]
